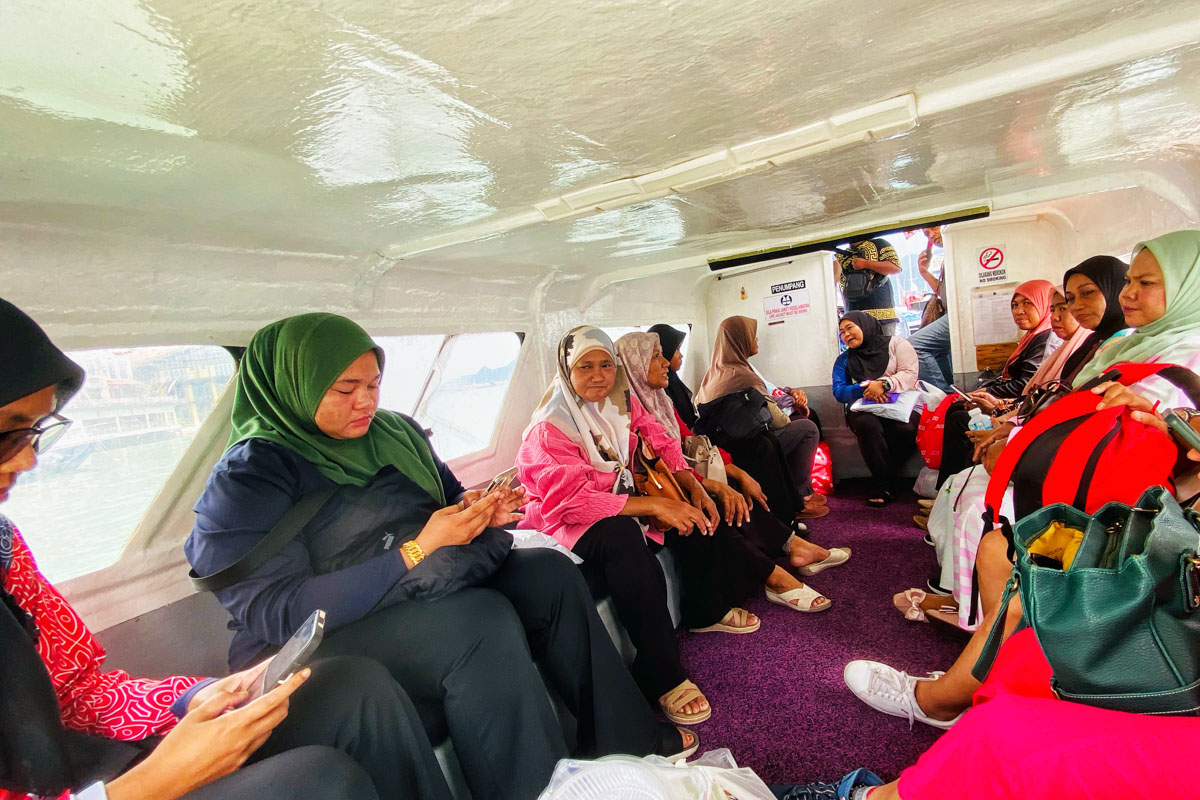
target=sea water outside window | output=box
[375,332,523,461]
[4,346,236,582]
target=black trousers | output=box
[725,433,801,524]
[937,406,974,487]
[316,548,661,800]
[183,655,451,800]
[665,507,785,629]
[572,517,687,701]
[845,409,921,494]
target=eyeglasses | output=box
[0,414,72,465]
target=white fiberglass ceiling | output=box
[2,0,1200,277]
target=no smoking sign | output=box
[975,244,1009,284]
[979,247,1004,270]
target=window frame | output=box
[409,331,526,468]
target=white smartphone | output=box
[484,466,518,495]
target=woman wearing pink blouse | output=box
[517,327,833,729]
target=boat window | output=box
[375,332,523,461]
[4,346,236,582]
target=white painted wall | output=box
[704,253,838,390]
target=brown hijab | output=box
[695,316,767,404]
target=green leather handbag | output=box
[973,485,1200,715]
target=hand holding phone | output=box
[484,466,518,495]
[1165,409,1200,455]
[246,609,325,701]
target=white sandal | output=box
[796,546,852,576]
[765,584,831,613]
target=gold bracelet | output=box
[401,540,426,565]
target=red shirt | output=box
[1,519,204,800]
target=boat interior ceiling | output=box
[3,1,1200,631]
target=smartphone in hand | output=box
[247,609,325,701]
[484,467,518,495]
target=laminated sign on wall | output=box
[763,290,810,323]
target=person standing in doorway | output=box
[832,238,903,335]
[909,226,954,390]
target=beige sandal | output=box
[689,607,760,634]
[659,679,712,725]
[765,584,831,613]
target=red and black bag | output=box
[984,362,1200,528]
[967,363,1200,627]
[917,395,958,470]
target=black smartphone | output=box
[1165,409,1200,454]
[250,609,325,700]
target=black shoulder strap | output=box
[189,488,337,593]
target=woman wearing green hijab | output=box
[187,314,696,800]
[1074,229,1200,407]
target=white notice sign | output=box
[763,290,811,322]
[971,285,1018,345]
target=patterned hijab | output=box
[228,313,445,503]
[524,326,635,492]
[1075,230,1200,385]
[615,331,680,442]
[695,316,767,404]
[1001,279,1056,377]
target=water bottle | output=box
[967,407,994,431]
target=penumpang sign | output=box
[770,279,806,294]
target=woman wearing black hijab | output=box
[648,324,697,427]
[831,311,922,506]
[1061,255,1129,385]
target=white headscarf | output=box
[524,326,635,493]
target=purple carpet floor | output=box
[675,480,964,785]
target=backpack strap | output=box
[189,488,337,593]
[1104,362,1200,407]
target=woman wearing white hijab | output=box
[517,327,826,727]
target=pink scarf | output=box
[1002,279,1056,377]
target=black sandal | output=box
[656,723,700,763]
[866,490,895,508]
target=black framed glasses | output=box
[0,413,72,465]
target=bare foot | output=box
[788,534,831,568]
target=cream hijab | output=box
[524,326,635,492]
[695,316,768,404]
[1025,287,1091,392]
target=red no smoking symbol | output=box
[979,247,1004,270]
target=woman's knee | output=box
[586,516,652,559]
[301,655,407,709]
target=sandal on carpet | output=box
[766,584,831,613]
[803,493,829,506]
[796,546,852,576]
[917,498,935,510]
[866,491,895,508]
[913,513,929,531]
[657,724,700,763]
[689,606,760,634]
[892,588,958,622]
[659,679,712,725]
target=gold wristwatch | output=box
[401,539,426,566]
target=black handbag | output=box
[694,388,771,446]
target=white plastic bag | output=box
[913,465,939,499]
[849,389,920,422]
[538,749,776,800]
[914,380,947,414]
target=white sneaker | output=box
[843,660,962,730]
